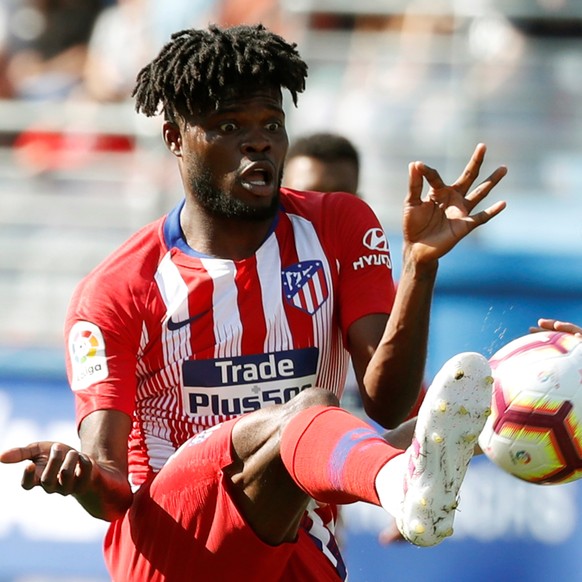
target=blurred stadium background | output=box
[1,0,582,580]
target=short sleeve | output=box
[64,269,142,429]
[324,194,396,344]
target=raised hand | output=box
[403,143,507,263]
[0,441,93,496]
[530,319,582,337]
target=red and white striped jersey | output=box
[65,188,395,487]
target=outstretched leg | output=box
[231,353,492,548]
[228,386,405,546]
[212,351,492,552]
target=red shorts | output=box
[104,419,345,582]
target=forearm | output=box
[363,251,437,427]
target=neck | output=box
[180,206,276,260]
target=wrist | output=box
[401,246,439,279]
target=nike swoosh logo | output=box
[167,310,208,331]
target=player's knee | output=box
[294,387,339,410]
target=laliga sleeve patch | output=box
[68,321,109,391]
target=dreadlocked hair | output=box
[132,24,308,121]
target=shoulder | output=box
[280,187,381,229]
[280,187,372,219]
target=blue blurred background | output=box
[2,0,582,580]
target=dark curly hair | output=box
[132,24,308,121]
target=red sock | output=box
[280,405,404,505]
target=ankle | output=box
[374,451,407,517]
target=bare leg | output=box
[227,387,339,545]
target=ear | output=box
[163,121,182,157]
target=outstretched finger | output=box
[468,200,507,228]
[546,320,582,336]
[0,445,38,464]
[452,143,487,195]
[466,166,508,208]
[537,318,559,330]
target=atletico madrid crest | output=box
[282,260,329,315]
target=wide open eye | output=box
[265,121,283,132]
[219,122,238,133]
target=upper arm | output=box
[79,409,132,476]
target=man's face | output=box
[167,86,288,221]
[283,155,359,195]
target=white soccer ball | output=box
[478,331,582,484]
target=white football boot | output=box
[376,352,493,546]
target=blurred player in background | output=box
[284,132,361,196]
[0,24,506,581]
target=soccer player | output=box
[0,24,507,581]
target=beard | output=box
[189,168,281,222]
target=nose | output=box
[241,128,271,154]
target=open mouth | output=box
[240,163,275,195]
